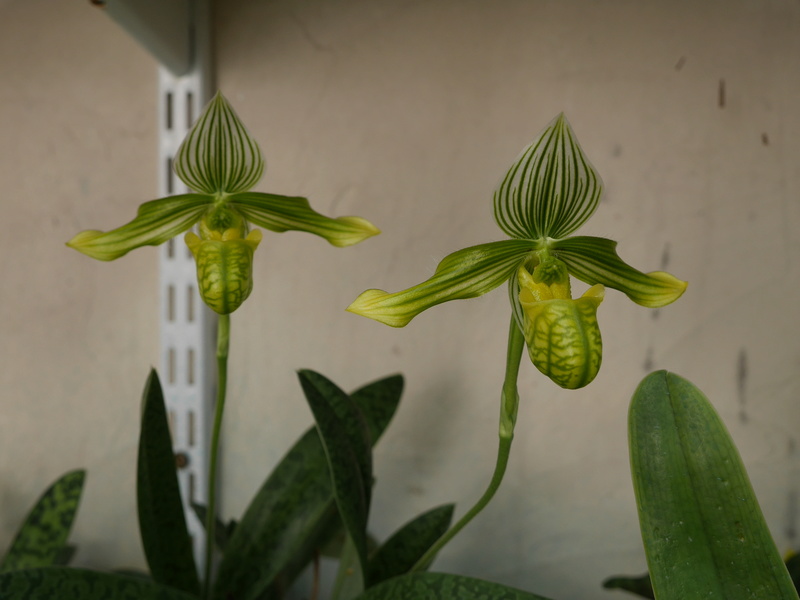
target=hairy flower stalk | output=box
[349,113,687,562]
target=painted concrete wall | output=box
[2,1,799,599]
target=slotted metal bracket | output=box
[95,0,215,573]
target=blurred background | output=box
[1,1,799,599]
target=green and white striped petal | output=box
[347,240,535,327]
[174,92,264,195]
[551,236,687,308]
[493,114,602,241]
[230,192,380,247]
[66,194,213,261]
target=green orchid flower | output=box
[68,92,379,314]
[348,114,686,389]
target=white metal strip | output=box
[155,0,214,573]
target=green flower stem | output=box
[411,316,525,571]
[204,313,230,599]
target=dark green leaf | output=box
[298,370,369,590]
[331,534,364,600]
[190,503,236,552]
[300,371,373,512]
[214,374,403,600]
[629,371,798,600]
[52,545,76,567]
[0,567,198,600]
[1,470,85,572]
[321,531,380,559]
[353,572,555,600]
[367,504,454,586]
[349,374,403,446]
[786,553,800,592]
[213,427,338,600]
[602,573,654,598]
[137,370,200,596]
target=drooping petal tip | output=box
[347,240,535,328]
[327,216,381,247]
[346,289,412,328]
[66,194,213,262]
[551,236,687,309]
[228,192,380,247]
[632,271,688,308]
[66,230,116,261]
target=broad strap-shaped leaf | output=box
[551,236,687,308]
[602,573,654,599]
[230,192,380,247]
[300,371,373,512]
[66,194,212,261]
[137,370,200,596]
[353,572,555,600]
[174,92,264,195]
[367,504,454,586]
[1,470,85,573]
[213,374,403,600]
[212,428,339,600]
[331,534,365,600]
[629,371,799,600]
[298,370,370,590]
[347,239,534,327]
[493,114,602,241]
[0,567,199,600]
[51,545,76,567]
[786,553,800,592]
[349,374,403,445]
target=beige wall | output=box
[2,1,799,598]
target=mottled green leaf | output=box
[66,194,212,261]
[213,428,339,600]
[298,370,370,591]
[349,374,403,446]
[137,370,200,596]
[0,567,198,600]
[213,374,402,600]
[300,371,373,512]
[231,192,380,247]
[354,572,554,600]
[332,534,364,600]
[51,544,76,567]
[602,573,654,599]
[174,92,264,195]
[493,113,602,241]
[367,504,454,586]
[629,371,798,600]
[1,470,85,573]
[347,240,534,327]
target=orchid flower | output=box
[68,92,379,314]
[348,114,686,389]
